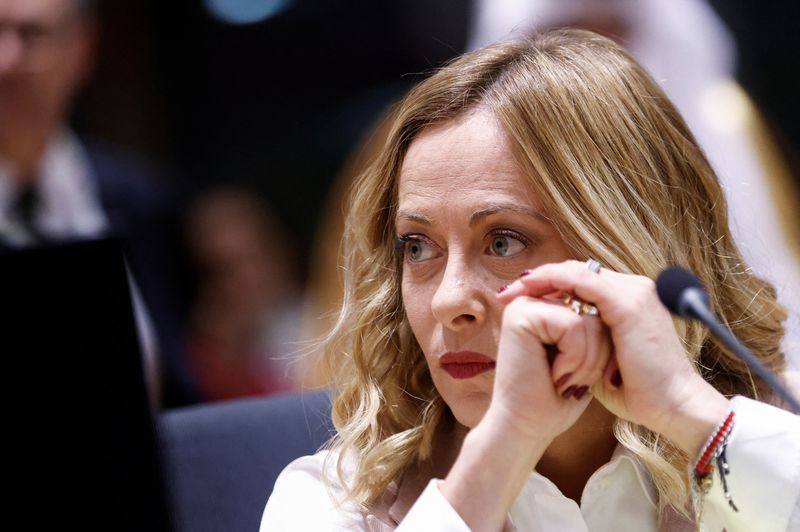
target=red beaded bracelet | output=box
[695,410,735,477]
[693,410,738,512]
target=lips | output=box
[440,351,496,379]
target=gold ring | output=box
[561,293,599,316]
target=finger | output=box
[589,358,620,404]
[503,298,585,391]
[541,310,588,396]
[590,356,627,420]
[555,316,609,399]
[602,357,622,390]
[498,260,603,301]
[499,260,651,327]
[581,319,612,392]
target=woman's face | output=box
[396,109,573,428]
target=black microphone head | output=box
[656,266,707,317]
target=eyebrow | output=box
[395,211,433,225]
[468,203,548,226]
[395,202,549,227]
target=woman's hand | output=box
[497,260,730,455]
[441,289,613,530]
[487,290,611,446]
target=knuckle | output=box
[565,312,583,330]
[502,298,538,330]
[621,275,656,311]
[556,348,581,368]
[637,276,657,292]
[503,297,527,318]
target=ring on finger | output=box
[561,292,599,316]
[585,258,602,274]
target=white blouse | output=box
[261,396,800,531]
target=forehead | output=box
[0,0,74,22]
[398,109,541,211]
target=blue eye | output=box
[488,233,526,257]
[395,235,437,262]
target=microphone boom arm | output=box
[683,288,800,413]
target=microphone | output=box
[656,266,800,413]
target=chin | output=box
[447,392,491,429]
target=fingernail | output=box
[573,385,589,400]
[518,270,531,278]
[561,385,577,399]
[497,284,508,294]
[555,373,572,388]
[611,370,622,387]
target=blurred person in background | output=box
[467,0,800,363]
[0,0,196,407]
[184,187,302,401]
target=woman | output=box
[262,29,799,531]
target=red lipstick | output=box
[440,351,496,379]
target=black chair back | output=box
[158,390,333,532]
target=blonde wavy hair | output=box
[322,29,786,518]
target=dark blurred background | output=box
[18,0,795,406]
[75,0,471,280]
[74,0,799,279]
[710,0,800,174]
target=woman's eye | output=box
[396,236,437,262]
[488,234,526,257]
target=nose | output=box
[0,27,25,75]
[430,253,488,332]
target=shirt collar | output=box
[521,444,659,508]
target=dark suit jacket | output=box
[0,137,198,406]
[85,138,198,406]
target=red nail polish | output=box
[561,385,577,399]
[573,385,589,400]
[611,370,622,387]
[518,270,531,278]
[497,284,508,294]
[555,373,572,388]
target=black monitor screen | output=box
[2,239,172,531]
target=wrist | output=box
[653,380,730,456]
[483,399,561,450]
[438,404,552,530]
[481,402,555,464]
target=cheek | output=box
[401,277,433,340]
[401,282,441,383]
